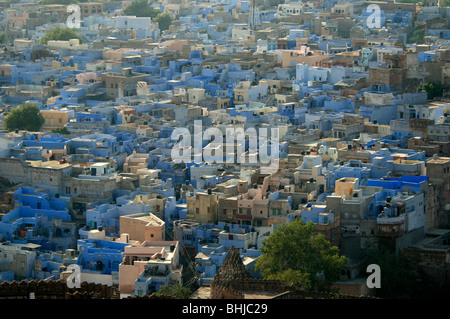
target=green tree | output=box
[199,28,212,39]
[255,220,347,292]
[419,82,443,100]
[411,22,426,44]
[155,12,173,32]
[123,0,158,18]
[0,32,7,44]
[40,27,83,45]
[156,284,192,299]
[4,103,45,132]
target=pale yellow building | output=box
[335,177,359,198]
[186,191,219,224]
[40,110,70,131]
[123,151,150,174]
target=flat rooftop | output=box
[121,213,164,226]
[427,157,450,164]
[26,160,71,169]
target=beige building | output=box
[46,39,88,50]
[120,212,165,243]
[40,110,70,132]
[132,194,165,220]
[280,49,329,68]
[78,2,104,18]
[233,81,269,105]
[123,151,150,174]
[335,177,359,198]
[187,190,219,224]
[0,242,40,280]
[0,64,16,80]
[101,68,148,99]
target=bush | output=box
[51,127,71,135]
[419,82,443,100]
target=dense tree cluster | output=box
[123,0,173,31]
[40,27,83,45]
[256,219,347,292]
[4,103,45,132]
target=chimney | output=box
[238,180,248,194]
[121,233,129,243]
[121,68,132,77]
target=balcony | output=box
[377,215,405,237]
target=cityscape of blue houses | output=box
[0,0,449,299]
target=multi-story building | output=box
[101,68,148,99]
[186,190,219,224]
[427,156,450,227]
[75,237,130,286]
[233,81,268,105]
[78,2,104,18]
[118,241,182,296]
[0,242,39,280]
[293,202,341,248]
[123,151,150,174]
[119,212,165,244]
[40,110,70,132]
[0,187,77,251]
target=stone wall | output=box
[0,157,29,185]
[211,277,374,299]
[0,279,119,299]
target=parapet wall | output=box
[210,277,376,299]
[0,279,119,299]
